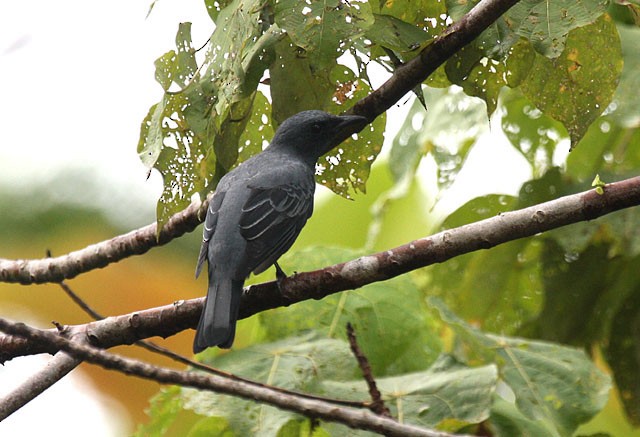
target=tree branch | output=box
[0,352,80,421]
[57,281,370,410]
[0,196,208,284]
[351,0,520,121]
[0,0,521,285]
[0,318,470,437]
[2,176,639,362]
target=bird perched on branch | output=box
[194,110,368,352]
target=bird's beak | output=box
[332,114,369,145]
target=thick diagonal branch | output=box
[2,176,639,361]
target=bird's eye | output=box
[311,123,322,133]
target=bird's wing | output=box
[239,183,314,275]
[195,190,226,278]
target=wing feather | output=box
[195,190,226,278]
[239,183,314,274]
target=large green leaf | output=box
[183,333,357,436]
[432,299,612,436]
[366,0,447,65]
[565,118,640,184]
[321,355,497,433]
[505,0,609,58]
[269,36,336,122]
[259,246,441,376]
[428,194,543,334]
[518,241,621,347]
[273,0,373,62]
[320,66,386,197]
[520,15,623,148]
[153,22,198,92]
[134,387,194,437]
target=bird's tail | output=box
[193,277,244,353]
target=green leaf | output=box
[445,39,536,115]
[186,416,234,437]
[319,66,385,197]
[432,299,612,436]
[505,0,609,58]
[153,22,198,91]
[182,333,357,436]
[520,15,623,148]
[566,119,640,183]
[609,25,640,128]
[322,355,497,432]
[519,241,620,346]
[429,195,543,334]
[259,246,441,375]
[364,14,431,54]
[489,396,561,437]
[134,387,187,437]
[388,86,488,189]
[236,91,274,165]
[500,88,566,176]
[270,36,336,122]
[377,0,448,36]
[273,0,373,62]
[605,278,640,426]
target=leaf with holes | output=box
[139,0,282,228]
[274,0,373,62]
[520,15,623,148]
[505,0,609,58]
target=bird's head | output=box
[268,110,369,165]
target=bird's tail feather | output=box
[193,277,243,353]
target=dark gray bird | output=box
[194,110,368,352]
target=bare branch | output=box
[0,352,80,421]
[0,196,208,284]
[2,177,639,362]
[0,321,86,421]
[0,0,522,285]
[0,318,470,437]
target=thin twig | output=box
[347,323,392,419]
[59,281,104,320]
